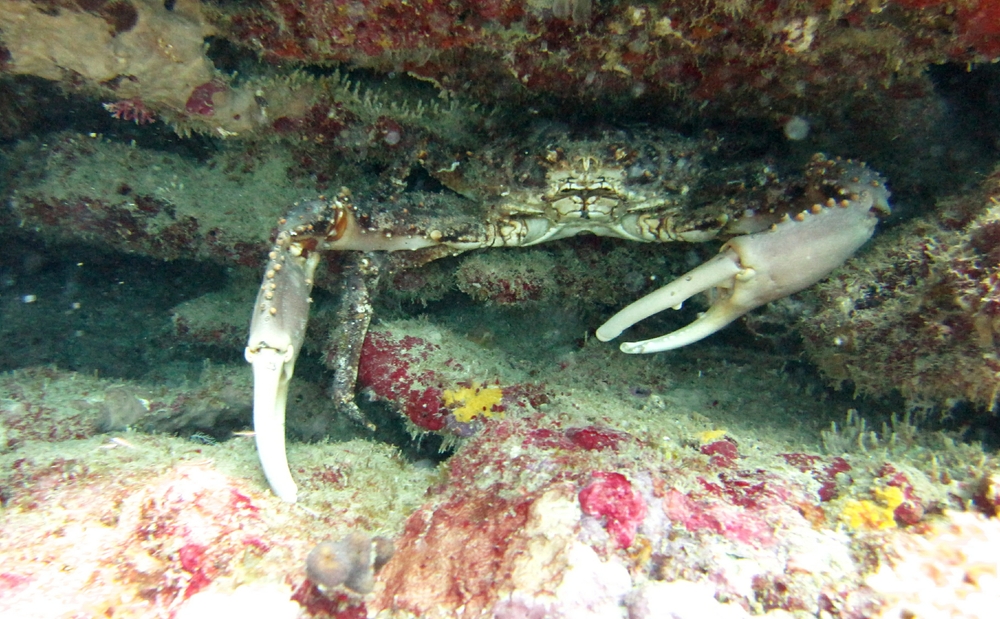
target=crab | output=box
[244,127,892,502]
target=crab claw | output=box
[247,346,298,502]
[244,193,446,502]
[595,249,743,352]
[245,242,320,503]
[597,164,888,353]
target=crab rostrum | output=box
[245,127,891,502]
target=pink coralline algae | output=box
[876,463,926,527]
[565,425,631,451]
[368,406,883,617]
[372,414,647,616]
[185,80,226,117]
[8,133,292,267]
[4,0,1000,152]
[355,326,549,434]
[782,453,854,502]
[0,455,308,617]
[579,472,647,549]
[1,345,995,617]
[356,330,449,431]
[455,252,554,305]
[700,439,740,467]
[120,465,272,602]
[663,487,778,547]
[206,0,1000,125]
[315,322,983,616]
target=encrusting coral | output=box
[802,164,1000,410]
[4,0,1000,143]
[2,315,1000,617]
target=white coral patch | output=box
[782,17,818,54]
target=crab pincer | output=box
[596,158,891,353]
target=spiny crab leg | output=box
[327,252,385,431]
[597,159,891,354]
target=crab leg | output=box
[245,197,353,502]
[248,349,298,502]
[327,253,384,430]
[246,194,448,501]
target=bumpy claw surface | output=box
[596,159,891,353]
[245,250,318,501]
[245,242,320,502]
[245,197,348,502]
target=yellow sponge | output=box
[443,383,504,423]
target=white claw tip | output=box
[620,342,642,354]
[273,483,298,504]
[594,325,620,342]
